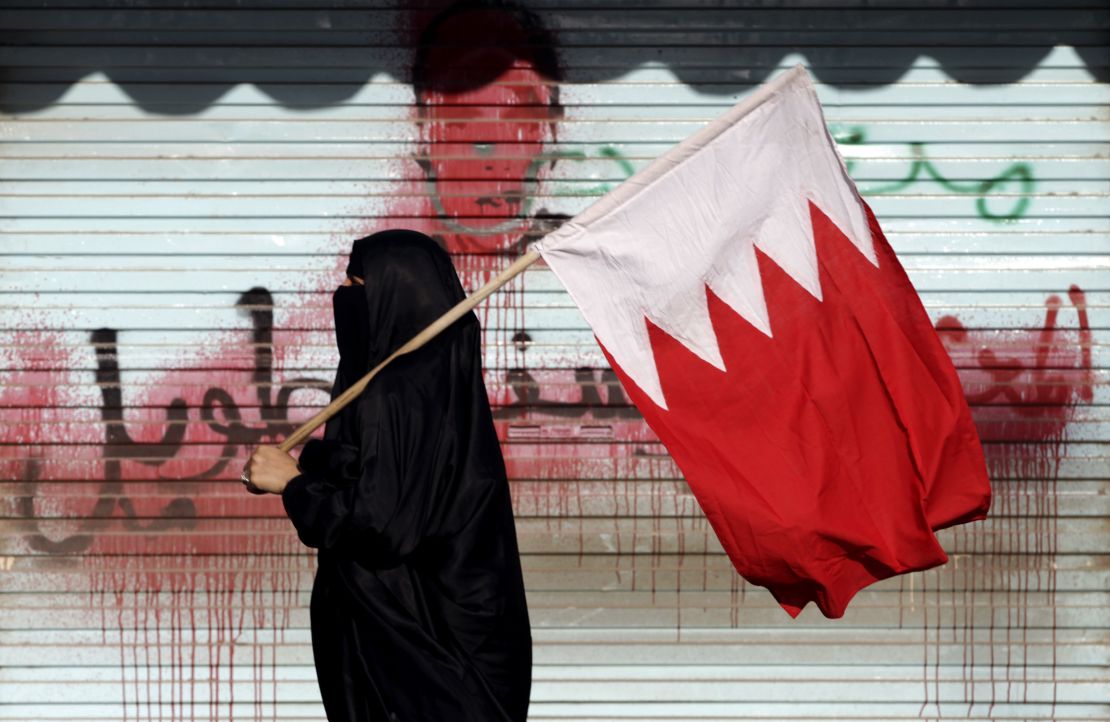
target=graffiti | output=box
[0,0,1096,717]
[549,130,1037,223]
[409,0,564,257]
[937,285,1092,438]
[18,287,331,556]
[15,324,196,554]
[833,126,1035,221]
[189,287,331,477]
[548,146,638,198]
[497,365,640,420]
[6,286,330,722]
[493,332,641,421]
[401,23,1086,707]
[927,285,1091,715]
[10,6,1107,118]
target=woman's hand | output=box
[245,445,301,494]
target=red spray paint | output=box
[2,0,1092,712]
[922,285,1091,716]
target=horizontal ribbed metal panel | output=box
[1,1,1106,720]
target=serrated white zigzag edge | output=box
[536,66,878,411]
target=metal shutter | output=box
[1,2,1106,720]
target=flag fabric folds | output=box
[534,65,991,619]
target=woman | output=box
[245,229,532,721]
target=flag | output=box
[533,65,991,619]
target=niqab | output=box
[283,229,532,722]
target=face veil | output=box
[324,229,481,441]
[346,229,471,372]
[332,283,371,381]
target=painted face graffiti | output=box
[409,2,564,257]
[419,63,557,246]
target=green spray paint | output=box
[832,126,1035,221]
[550,134,1034,222]
[547,146,636,197]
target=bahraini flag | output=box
[533,65,992,619]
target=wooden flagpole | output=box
[277,248,542,453]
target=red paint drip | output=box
[924,285,1089,716]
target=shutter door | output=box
[1,2,1106,720]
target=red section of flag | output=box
[596,199,991,619]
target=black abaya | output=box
[281,230,532,722]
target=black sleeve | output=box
[281,384,434,565]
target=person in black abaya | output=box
[245,229,532,721]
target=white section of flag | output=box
[535,65,876,411]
